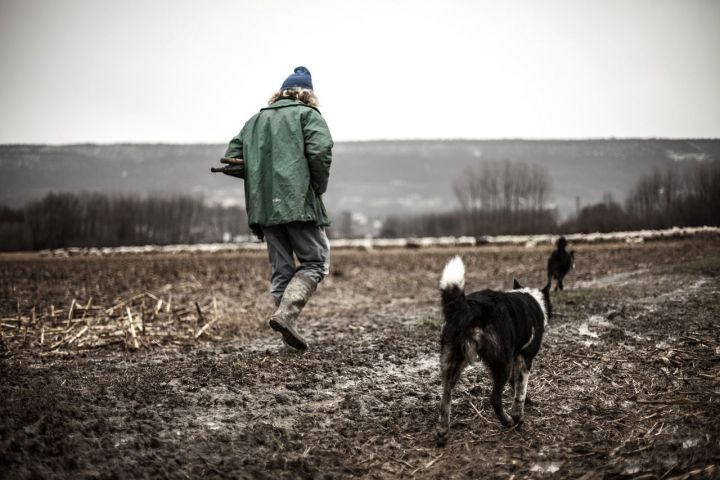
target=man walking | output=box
[224,66,333,350]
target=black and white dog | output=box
[547,236,574,291]
[435,256,551,447]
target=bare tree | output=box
[452,159,554,235]
[10,192,252,250]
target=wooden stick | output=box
[105,292,153,315]
[467,400,484,419]
[50,323,76,349]
[126,307,140,351]
[0,317,23,323]
[410,452,445,476]
[65,326,89,346]
[154,299,163,315]
[390,457,415,469]
[81,298,92,322]
[195,317,218,339]
[195,302,205,325]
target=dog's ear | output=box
[513,278,522,289]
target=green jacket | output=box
[224,99,333,234]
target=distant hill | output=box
[1,139,718,220]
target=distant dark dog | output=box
[435,256,551,447]
[547,236,574,291]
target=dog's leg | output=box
[510,355,530,424]
[436,352,467,448]
[558,274,565,291]
[505,362,531,405]
[505,361,514,393]
[489,361,513,427]
[524,357,535,406]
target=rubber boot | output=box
[269,274,317,350]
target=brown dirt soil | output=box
[1,239,719,479]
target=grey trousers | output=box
[262,222,330,302]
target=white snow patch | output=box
[531,463,561,473]
[38,226,720,257]
[578,322,599,338]
[588,314,614,328]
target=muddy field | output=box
[1,239,719,479]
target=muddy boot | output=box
[269,274,317,350]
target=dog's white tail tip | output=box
[440,255,465,291]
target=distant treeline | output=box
[564,159,720,233]
[1,160,718,250]
[381,159,719,237]
[0,193,250,251]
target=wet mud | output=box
[1,239,719,479]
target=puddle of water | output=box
[588,314,614,328]
[625,330,650,342]
[530,462,562,473]
[575,315,618,346]
[578,323,599,338]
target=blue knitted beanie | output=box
[281,66,313,91]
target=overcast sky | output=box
[1,0,719,144]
